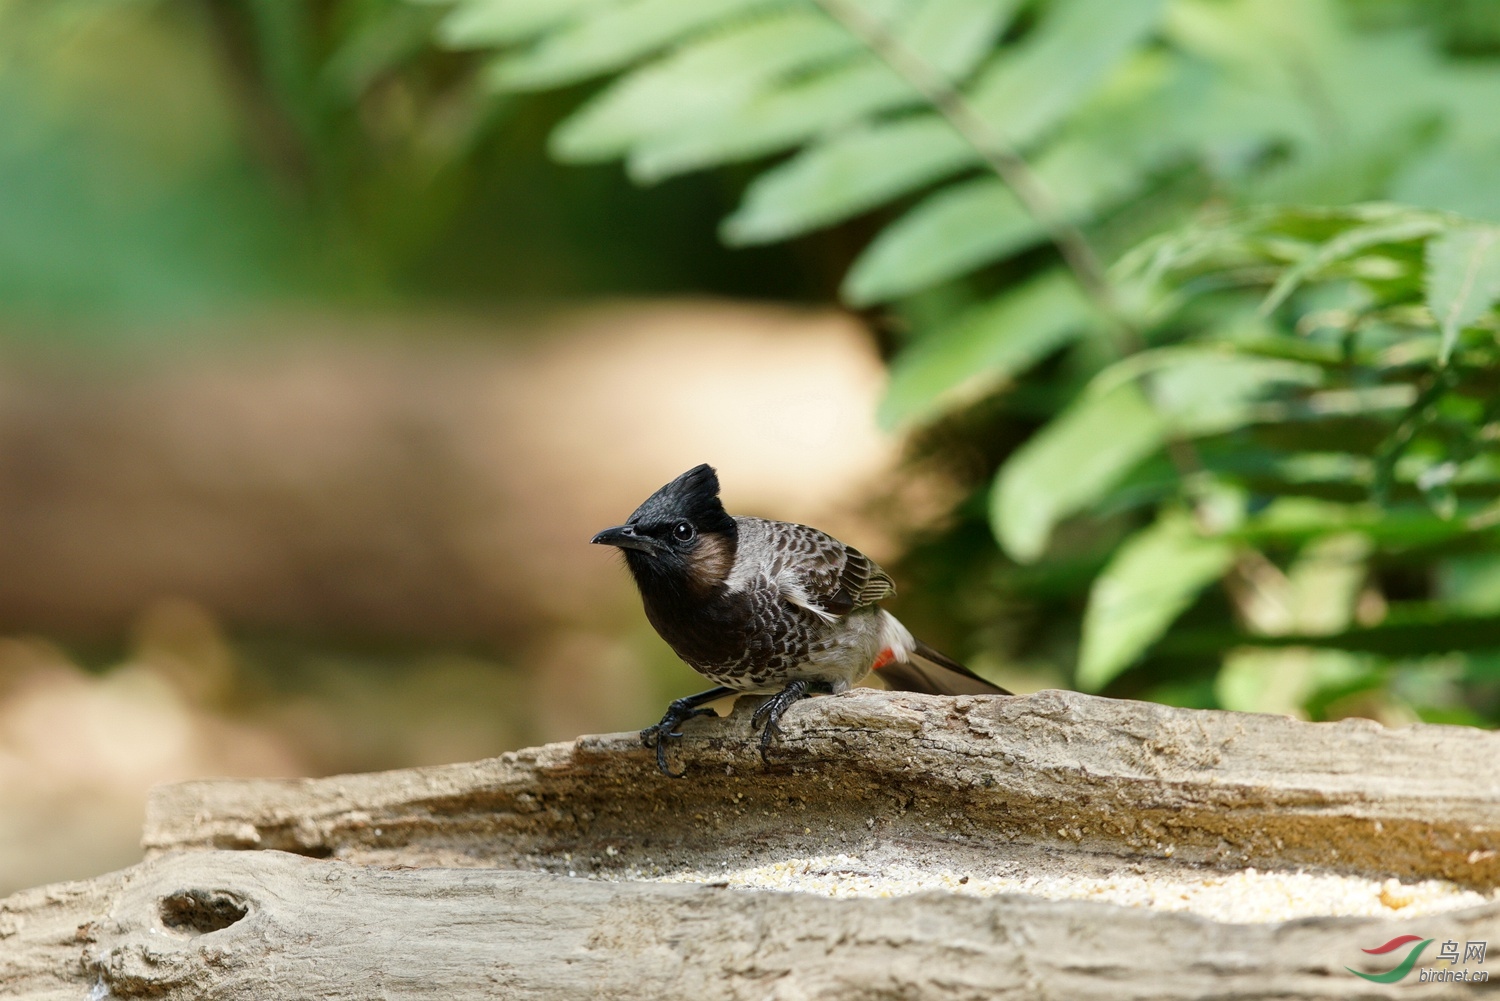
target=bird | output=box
[591,463,1010,776]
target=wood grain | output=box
[4,850,1498,1000]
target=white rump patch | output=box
[877,609,916,662]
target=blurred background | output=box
[4,0,1500,894]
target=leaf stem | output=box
[808,0,1120,322]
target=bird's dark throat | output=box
[626,545,751,670]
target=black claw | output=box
[749,680,813,766]
[757,717,782,765]
[639,690,732,777]
[638,682,829,776]
[641,717,693,777]
[657,732,684,778]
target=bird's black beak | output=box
[590,524,658,554]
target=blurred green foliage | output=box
[0,0,824,329]
[420,0,1500,725]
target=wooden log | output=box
[143,690,1500,885]
[5,690,1500,999]
[2,849,1497,1000]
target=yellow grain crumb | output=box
[1379,879,1415,910]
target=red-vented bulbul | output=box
[592,464,1009,776]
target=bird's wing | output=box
[766,521,895,620]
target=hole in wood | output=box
[158,889,248,934]
[288,844,333,859]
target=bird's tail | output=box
[878,637,1012,697]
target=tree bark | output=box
[4,690,1499,999]
[143,688,1500,885]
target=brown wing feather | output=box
[768,523,895,619]
[824,546,896,615]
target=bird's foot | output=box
[750,680,815,765]
[639,691,728,777]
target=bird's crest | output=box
[628,463,735,534]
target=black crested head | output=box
[627,463,735,535]
[590,464,739,599]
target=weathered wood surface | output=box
[145,689,1500,884]
[2,849,1497,1001]
[4,689,1500,999]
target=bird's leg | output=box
[750,680,830,764]
[640,686,736,777]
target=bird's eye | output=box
[673,522,695,543]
